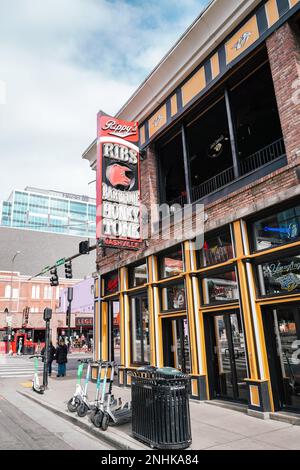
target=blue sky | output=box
[0,0,210,200]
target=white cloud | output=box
[0,0,209,201]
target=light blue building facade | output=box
[0,187,96,237]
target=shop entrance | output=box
[162,317,191,374]
[108,299,121,365]
[262,304,300,413]
[204,310,248,402]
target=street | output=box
[0,354,115,450]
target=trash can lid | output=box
[137,365,157,372]
[155,367,185,377]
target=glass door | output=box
[162,317,191,374]
[263,304,300,412]
[205,310,248,402]
[108,300,121,365]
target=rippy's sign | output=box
[96,111,142,250]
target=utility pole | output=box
[43,308,52,389]
[8,251,21,355]
[67,287,73,352]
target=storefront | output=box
[86,0,300,417]
[94,198,300,414]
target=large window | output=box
[251,204,300,252]
[231,62,283,171]
[202,269,239,304]
[257,254,300,296]
[130,296,150,364]
[159,246,184,279]
[104,271,119,296]
[201,227,233,267]
[129,262,147,288]
[187,98,233,196]
[159,132,186,205]
[161,282,186,312]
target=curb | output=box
[18,391,148,451]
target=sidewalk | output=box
[18,376,300,450]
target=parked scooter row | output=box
[67,359,131,431]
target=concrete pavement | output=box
[16,372,300,450]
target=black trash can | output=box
[132,367,192,449]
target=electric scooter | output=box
[67,360,85,412]
[76,358,94,417]
[29,355,45,394]
[93,362,131,431]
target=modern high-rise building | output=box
[0,187,96,238]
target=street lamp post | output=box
[7,251,21,355]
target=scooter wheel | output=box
[77,403,88,417]
[101,412,109,431]
[94,410,103,428]
[67,397,80,412]
[89,409,97,424]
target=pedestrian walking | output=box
[55,338,68,377]
[41,341,56,376]
[17,337,23,355]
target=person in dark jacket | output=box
[55,338,68,377]
[41,341,56,376]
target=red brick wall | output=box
[267,21,300,165]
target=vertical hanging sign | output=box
[96,111,142,250]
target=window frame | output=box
[129,292,150,366]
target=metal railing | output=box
[166,137,285,207]
[191,166,235,203]
[239,138,285,175]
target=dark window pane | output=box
[129,262,147,288]
[159,247,183,279]
[252,205,300,251]
[159,133,186,205]
[201,228,233,266]
[130,296,150,364]
[161,283,186,311]
[231,62,283,168]
[104,271,119,295]
[187,98,233,196]
[257,255,300,296]
[203,270,239,304]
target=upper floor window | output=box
[251,204,300,252]
[31,285,40,299]
[44,286,52,300]
[129,262,147,288]
[5,285,19,298]
[158,246,184,279]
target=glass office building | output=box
[0,187,96,237]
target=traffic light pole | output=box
[43,319,50,389]
[43,308,52,390]
[67,288,73,351]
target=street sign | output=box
[55,258,65,267]
[41,265,50,274]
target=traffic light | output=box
[79,240,90,254]
[50,268,59,286]
[65,260,73,279]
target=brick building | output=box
[83,0,300,416]
[0,206,96,353]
